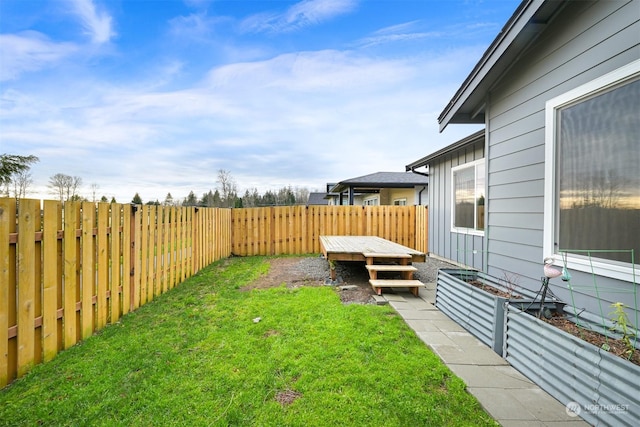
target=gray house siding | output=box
[484,0,639,313]
[428,139,485,270]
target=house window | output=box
[363,196,379,206]
[393,198,407,206]
[451,159,485,234]
[544,60,640,281]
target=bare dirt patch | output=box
[241,257,376,304]
[274,389,303,406]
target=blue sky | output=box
[1,0,520,203]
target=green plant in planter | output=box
[608,302,637,358]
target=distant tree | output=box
[70,194,87,202]
[183,191,197,206]
[132,193,142,204]
[217,169,238,208]
[262,190,276,206]
[0,154,39,185]
[294,187,310,205]
[100,196,109,202]
[48,173,82,202]
[277,186,296,206]
[146,199,160,205]
[89,183,100,202]
[110,196,117,203]
[199,190,216,207]
[242,188,261,207]
[9,169,34,200]
[163,192,174,206]
[212,189,222,207]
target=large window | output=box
[451,159,485,234]
[544,60,640,281]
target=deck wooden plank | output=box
[369,279,425,287]
[365,265,417,272]
[369,279,426,297]
[320,236,424,259]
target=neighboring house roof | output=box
[330,172,428,194]
[306,192,329,205]
[405,129,485,171]
[438,0,567,130]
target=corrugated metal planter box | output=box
[505,305,640,426]
[435,269,537,354]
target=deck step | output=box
[362,252,412,259]
[369,279,426,297]
[365,265,417,272]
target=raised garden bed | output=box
[435,269,545,354]
[504,305,640,426]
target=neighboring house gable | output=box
[329,172,428,206]
[434,0,639,316]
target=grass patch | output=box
[0,256,496,426]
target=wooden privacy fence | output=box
[231,205,428,256]
[1,201,426,387]
[0,198,232,387]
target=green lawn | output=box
[0,256,496,426]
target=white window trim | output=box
[543,59,640,282]
[393,198,407,206]
[451,158,485,236]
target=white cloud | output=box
[240,0,358,33]
[70,0,115,44]
[0,31,77,81]
[2,40,486,203]
[206,49,413,92]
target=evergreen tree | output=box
[212,189,222,207]
[183,191,197,206]
[0,154,39,185]
[132,193,143,204]
[262,190,276,206]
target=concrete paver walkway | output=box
[379,284,590,426]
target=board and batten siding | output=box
[428,138,485,270]
[485,0,639,313]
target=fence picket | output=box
[110,204,122,323]
[17,199,38,376]
[140,205,149,306]
[42,200,61,362]
[81,202,95,339]
[97,203,109,330]
[63,202,80,348]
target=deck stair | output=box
[363,253,425,297]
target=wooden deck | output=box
[319,236,426,263]
[320,236,427,295]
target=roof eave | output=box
[406,129,485,170]
[438,0,565,131]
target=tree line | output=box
[1,154,310,207]
[135,170,310,208]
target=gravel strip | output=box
[292,254,456,283]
